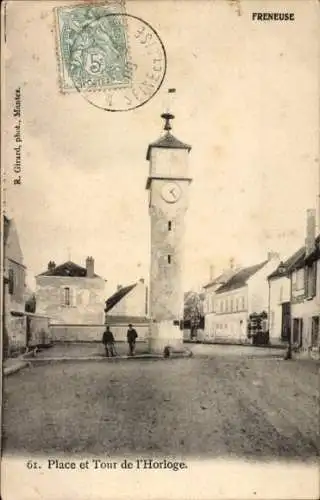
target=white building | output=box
[105,278,149,321]
[267,248,304,345]
[203,254,280,343]
[203,267,240,340]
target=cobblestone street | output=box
[2,345,319,460]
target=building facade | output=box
[3,216,26,313]
[289,211,320,353]
[146,112,192,352]
[203,254,280,343]
[3,216,27,354]
[267,249,304,345]
[105,278,149,320]
[36,258,107,324]
[203,267,240,340]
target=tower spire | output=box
[161,88,176,131]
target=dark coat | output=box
[103,330,115,344]
[127,328,138,343]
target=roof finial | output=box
[161,88,176,131]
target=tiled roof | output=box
[105,283,137,313]
[37,261,100,278]
[146,132,191,160]
[203,268,240,289]
[215,261,268,294]
[268,234,320,278]
[268,247,305,279]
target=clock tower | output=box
[146,110,192,353]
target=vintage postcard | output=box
[1,0,319,499]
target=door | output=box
[311,316,319,347]
[292,318,303,347]
[281,302,291,341]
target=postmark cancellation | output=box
[55,1,130,93]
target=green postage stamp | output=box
[55,1,131,93]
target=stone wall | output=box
[28,314,52,347]
[7,313,51,356]
[149,184,189,323]
[8,315,26,355]
[50,323,149,343]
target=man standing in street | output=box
[127,324,138,356]
[102,326,116,357]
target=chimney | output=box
[117,284,122,291]
[48,261,56,272]
[267,251,280,261]
[139,278,145,284]
[305,208,316,256]
[229,257,235,270]
[86,256,94,278]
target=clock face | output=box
[161,182,182,203]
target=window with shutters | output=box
[291,271,297,290]
[62,287,74,307]
[296,268,304,290]
[305,262,317,299]
[64,287,70,306]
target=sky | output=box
[3,0,319,293]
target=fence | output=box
[50,323,149,343]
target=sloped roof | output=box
[203,268,240,289]
[105,283,137,313]
[146,132,191,160]
[268,247,305,279]
[215,261,268,294]
[268,234,320,278]
[37,261,100,278]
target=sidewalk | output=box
[3,344,193,374]
[3,357,30,376]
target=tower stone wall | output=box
[146,118,192,353]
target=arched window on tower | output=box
[168,221,172,231]
[168,255,171,264]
